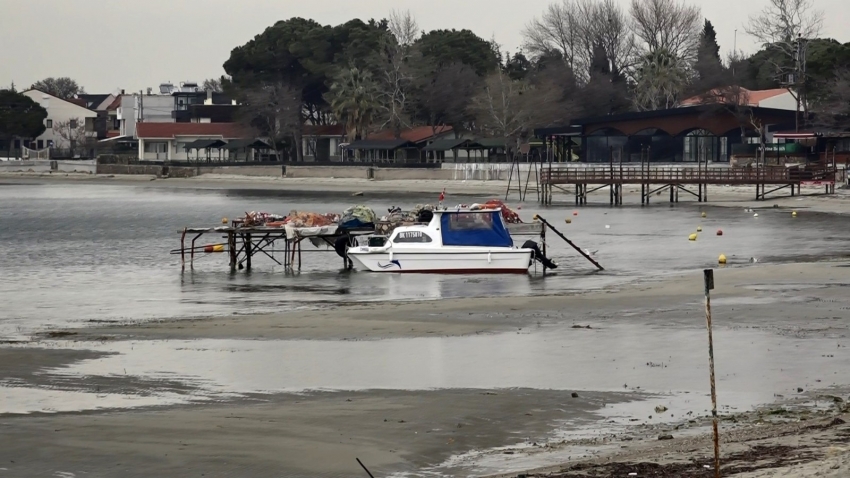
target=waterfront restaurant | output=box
[569,105,799,163]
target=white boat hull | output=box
[348,249,533,273]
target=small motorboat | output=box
[347,208,539,273]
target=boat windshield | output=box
[440,211,513,247]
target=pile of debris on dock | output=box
[176,199,540,272]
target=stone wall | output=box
[0,160,96,174]
[284,165,369,179]
[200,165,283,177]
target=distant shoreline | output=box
[2,172,847,213]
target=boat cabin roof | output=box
[434,208,502,215]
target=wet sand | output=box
[59,260,850,342]
[2,260,849,476]
[0,388,632,477]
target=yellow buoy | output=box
[701,212,707,218]
[689,233,698,241]
[565,218,572,224]
[697,226,703,232]
[792,211,797,217]
[718,253,727,264]
[222,217,228,224]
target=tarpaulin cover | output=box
[440,211,513,247]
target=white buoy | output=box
[605,225,611,229]
[754,213,759,217]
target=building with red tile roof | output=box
[136,122,253,161]
[680,87,797,110]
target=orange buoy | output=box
[573,211,578,216]
[716,230,723,236]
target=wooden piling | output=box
[245,233,252,271]
[228,231,237,271]
[703,269,721,478]
[180,228,186,268]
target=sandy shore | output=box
[497,406,850,477]
[0,260,846,476]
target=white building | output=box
[21,89,97,150]
[136,122,250,161]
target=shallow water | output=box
[2,182,849,337]
[21,320,848,415]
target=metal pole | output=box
[704,269,720,478]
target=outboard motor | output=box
[334,235,358,270]
[522,240,557,270]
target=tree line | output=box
[222,0,849,160]
[3,0,850,159]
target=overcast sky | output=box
[1,0,847,94]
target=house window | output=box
[144,142,169,153]
[46,119,53,128]
[69,119,78,129]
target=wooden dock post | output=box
[180,228,186,269]
[703,269,721,478]
[245,233,252,271]
[228,231,237,272]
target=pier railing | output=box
[542,165,836,185]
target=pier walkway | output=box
[539,165,838,205]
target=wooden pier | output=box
[540,165,838,205]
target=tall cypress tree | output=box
[695,20,724,84]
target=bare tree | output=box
[585,0,636,78]
[523,1,583,72]
[241,82,303,161]
[375,10,419,136]
[470,69,573,156]
[745,0,824,127]
[629,0,701,62]
[523,0,635,82]
[202,78,224,92]
[470,70,530,156]
[53,118,94,157]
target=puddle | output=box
[0,386,191,415]
[7,322,844,415]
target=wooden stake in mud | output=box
[704,269,720,478]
